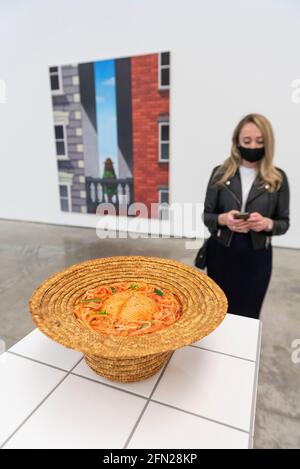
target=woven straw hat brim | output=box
[29,256,227,359]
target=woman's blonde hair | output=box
[213,113,282,192]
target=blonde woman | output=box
[203,113,290,319]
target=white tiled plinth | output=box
[152,346,255,432]
[1,315,261,449]
[9,329,83,370]
[128,402,249,449]
[0,353,66,447]
[3,374,146,449]
[193,313,259,361]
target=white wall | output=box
[0,0,299,248]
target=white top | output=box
[239,165,257,212]
[0,317,261,449]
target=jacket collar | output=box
[223,168,268,208]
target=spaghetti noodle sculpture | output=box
[74,282,182,336]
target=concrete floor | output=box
[0,219,299,448]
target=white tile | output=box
[4,374,146,449]
[0,353,66,447]
[72,358,164,398]
[9,329,83,370]
[128,402,249,449]
[193,314,260,361]
[152,347,255,432]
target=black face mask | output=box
[238,145,265,162]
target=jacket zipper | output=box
[219,183,241,245]
[223,184,242,209]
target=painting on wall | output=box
[49,51,170,219]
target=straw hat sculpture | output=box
[29,256,228,382]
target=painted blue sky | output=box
[94,59,119,177]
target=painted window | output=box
[55,124,68,157]
[159,122,169,162]
[59,184,71,212]
[50,66,62,93]
[158,188,169,220]
[159,52,170,89]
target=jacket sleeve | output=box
[203,166,221,234]
[270,169,290,236]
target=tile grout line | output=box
[248,320,262,449]
[5,349,252,412]
[70,371,149,401]
[6,342,255,370]
[123,352,174,449]
[53,367,249,437]
[2,343,256,447]
[189,344,256,363]
[150,399,249,435]
[6,350,80,374]
[0,355,84,449]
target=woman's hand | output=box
[247,212,273,232]
[218,210,250,233]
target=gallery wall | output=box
[0,0,299,248]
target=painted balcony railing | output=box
[86,177,134,214]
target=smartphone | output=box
[233,212,250,220]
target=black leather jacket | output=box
[203,165,290,250]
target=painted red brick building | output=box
[131,52,170,218]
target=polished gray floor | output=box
[0,219,299,449]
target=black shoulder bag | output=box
[194,238,209,270]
